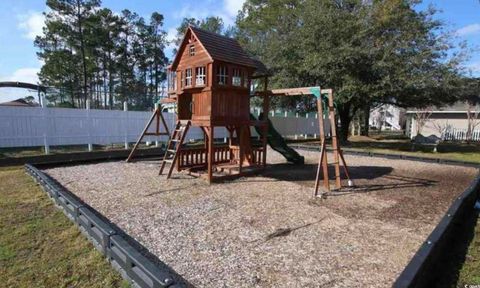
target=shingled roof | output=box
[189,26,257,68]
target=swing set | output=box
[264,87,354,196]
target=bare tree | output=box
[431,119,450,141]
[414,109,433,136]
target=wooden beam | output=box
[253,87,332,97]
[262,76,269,168]
[207,126,214,184]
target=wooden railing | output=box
[177,145,264,170]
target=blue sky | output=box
[0,0,479,101]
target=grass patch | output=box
[0,143,166,159]
[345,136,480,164]
[457,215,480,286]
[0,166,128,287]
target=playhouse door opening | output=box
[177,93,192,120]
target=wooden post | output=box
[262,76,269,167]
[124,102,129,149]
[86,99,93,152]
[316,95,330,192]
[41,95,49,155]
[207,126,214,183]
[155,103,159,147]
[328,90,341,189]
[314,141,326,197]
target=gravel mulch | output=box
[44,148,478,287]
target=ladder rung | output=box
[171,139,179,142]
[167,149,176,153]
[163,159,173,163]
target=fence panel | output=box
[0,106,330,149]
[444,128,480,142]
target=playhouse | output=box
[161,26,270,183]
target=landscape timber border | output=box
[24,163,189,288]
[19,145,480,288]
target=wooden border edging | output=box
[25,164,188,288]
[393,174,480,287]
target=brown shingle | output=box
[189,26,257,68]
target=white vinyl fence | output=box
[0,105,326,153]
[444,128,480,142]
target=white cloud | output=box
[466,61,480,74]
[165,27,178,59]
[173,0,245,27]
[224,0,245,17]
[18,11,45,40]
[0,67,40,84]
[166,27,177,42]
[456,23,480,37]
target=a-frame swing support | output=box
[263,87,353,197]
[126,105,170,162]
[310,88,353,197]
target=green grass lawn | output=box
[0,166,128,288]
[346,142,480,164]
[342,135,480,164]
[457,214,480,286]
[0,143,165,159]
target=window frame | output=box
[232,68,242,87]
[167,70,177,91]
[243,70,250,88]
[185,68,192,87]
[195,66,206,86]
[216,65,229,86]
[180,71,184,88]
[189,44,195,56]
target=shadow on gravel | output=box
[258,163,437,194]
[261,163,393,181]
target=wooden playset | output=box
[128,26,353,194]
[161,26,270,183]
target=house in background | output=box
[369,104,406,131]
[405,102,480,141]
[0,98,40,107]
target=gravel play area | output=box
[44,148,478,287]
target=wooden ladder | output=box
[159,120,191,179]
[314,89,353,197]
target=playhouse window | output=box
[217,66,228,85]
[167,70,176,91]
[244,72,249,88]
[180,71,184,88]
[232,68,242,86]
[196,66,206,86]
[185,68,192,87]
[189,44,195,56]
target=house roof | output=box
[0,98,39,107]
[406,102,480,113]
[171,26,260,70]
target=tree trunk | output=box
[361,103,370,136]
[337,104,352,143]
[76,0,88,108]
